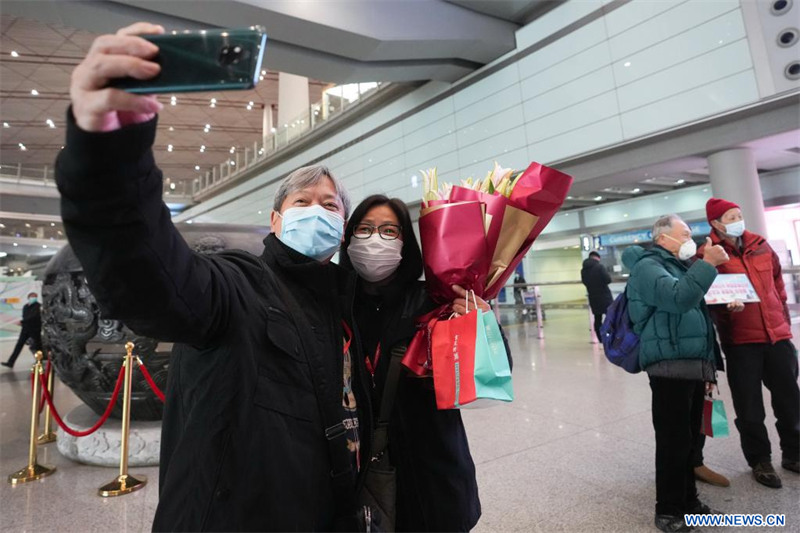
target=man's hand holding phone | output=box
[70,23,165,133]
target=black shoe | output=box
[688,501,722,515]
[655,514,693,532]
[0,362,12,368]
[781,459,800,473]
[753,462,782,488]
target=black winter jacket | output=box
[56,115,372,531]
[354,282,481,532]
[21,301,41,330]
[580,258,613,314]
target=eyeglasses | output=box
[352,223,402,240]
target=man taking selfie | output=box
[57,22,371,531]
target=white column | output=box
[277,73,309,128]
[707,148,768,237]
[261,104,273,150]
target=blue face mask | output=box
[28,297,37,305]
[278,205,344,261]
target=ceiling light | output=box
[258,148,264,155]
[632,188,641,193]
[676,179,685,185]
[31,89,39,96]
[259,76,264,81]
[50,223,55,226]
[261,70,266,76]
[170,96,177,106]
[200,145,206,152]
[0,223,4,228]
[11,51,19,57]
[0,252,6,258]
[46,119,55,128]
[229,160,236,166]
[210,98,216,108]
[18,143,26,151]
[42,245,48,249]
[594,196,603,201]
[168,126,174,132]
[270,127,276,133]
[623,61,631,67]
[3,122,9,128]
[229,146,235,153]
[194,165,200,170]
[258,210,262,215]
[25,223,31,227]
[167,144,174,152]
[246,104,252,110]
[57,231,62,235]
[566,196,574,200]
[169,183,176,190]
[12,242,18,247]
[187,220,193,224]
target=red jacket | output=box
[697,230,792,345]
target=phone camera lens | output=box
[218,44,248,66]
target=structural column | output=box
[707,148,768,237]
[277,73,309,128]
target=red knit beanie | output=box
[706,197,739,222]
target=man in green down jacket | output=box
[622,214,730,533]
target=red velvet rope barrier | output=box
[136,359,165,403]
[30,360,51,414]
[38,365,126,437]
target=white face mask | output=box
[347,234,403,282]
[663,234,697,261]
[723,220,745,238]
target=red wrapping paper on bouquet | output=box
[484,162,574,297]
[419,201,491,304]
[402,161,573,377]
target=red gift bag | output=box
[430,312,479,409]
[401,317,439,377]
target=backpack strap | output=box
[260,265,357,514]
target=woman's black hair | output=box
[340,194,423,285]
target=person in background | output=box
[697,198,799,489]
[2,292,42,369]
[622,214,728,533]
[581,251,612,341]
[339,194,482,531]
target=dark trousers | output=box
[650,376,704,516]
[593,313,604,341]
[724,340,800,466]
[6,327,42,367]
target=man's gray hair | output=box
[273,165,351,218]
[652,214,683,242]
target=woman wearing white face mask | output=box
[340,195,489,532]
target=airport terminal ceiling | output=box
[1,0,799,269]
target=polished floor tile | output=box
[1,310,798,532]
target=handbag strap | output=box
[370,345,406,458]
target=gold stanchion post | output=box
[98,342,147,497]
[37,352,57,444]
[8,351,56,485]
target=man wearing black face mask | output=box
[2,292,42,369]
[56,22,374,531]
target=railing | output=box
[190,82,388,198]
[2,83,388,200]
[0,164,57,187]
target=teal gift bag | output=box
[701,396,729,438]
[472,310,514,403]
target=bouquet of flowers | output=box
[403,161,573,396]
